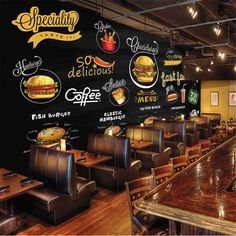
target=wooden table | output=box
[68,149,112,179]
[0,168,43,203]
[130,140,153,150]
[164,132,179,139]
[135,136,236,235]
[0,168,43,217]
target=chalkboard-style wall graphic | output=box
[12,6,82,48]
[94,20,120,54]
[0,0,200,173]
[20,69,61,104]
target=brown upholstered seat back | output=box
[153,121,186,145]
[29,146,77,197]
[201,113,221,126]
[185,121,197,134]
[189,116,210,128]
[87,134,131,169]
[126,126,164,153]
[87,134,114,156]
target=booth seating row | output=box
[16,146,96,226]
[77,134,142,192]
[153,121,187,156]
[189,116,212,139]
[201,113,221,127]
[126,126,171,169]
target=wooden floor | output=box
[17,187,131,235]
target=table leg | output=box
[88,168,91,180]
[7,199,14,215]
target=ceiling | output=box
[69,0,236,79]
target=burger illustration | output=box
[132,56,156,83]
[24,75,58,99]
[37,127,66,144]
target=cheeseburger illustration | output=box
[37,127,65,144]
[132,56,156,83]
[24,75,57,99]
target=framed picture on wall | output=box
[210,92,219,106]
[229,92,236,106]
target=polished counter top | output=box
[135,136,236,235]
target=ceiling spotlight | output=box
[213,23,221,36]
[218,52,225,60]
[207,68,212,72]
[196,66,202,72]
[210,60,214,65]
[188,4,198,19]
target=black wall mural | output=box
[0,0,200,173]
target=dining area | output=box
[0,113,235,235]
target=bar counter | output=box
[135,136,236,235]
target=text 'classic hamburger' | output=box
[24,75,58,99]
[132,56,157,83]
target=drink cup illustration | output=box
[181,84,187,104]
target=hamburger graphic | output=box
[132,56,156,83]
[24,75,58,99]
[37,127,66,144]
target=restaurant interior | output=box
[0,0,236,235]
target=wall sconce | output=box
[181,114,185,120]
[60,138,66,151]
[188,4,198,19]
[108,129,113,136]
[213,23,221,36]
[207,68,212,72]
[234,65,236,72]
[140,122,144,127]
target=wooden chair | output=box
[151,164,174,186]
[170,155,189,173]
[186,145,201,163]
[200,140,211,155]
[125,176,167,235]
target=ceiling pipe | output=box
[111,0,203,20]
[194,43,228,49]
[171,17,236,30]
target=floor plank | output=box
[17,187,131,235]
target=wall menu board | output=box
[0,0,200,172]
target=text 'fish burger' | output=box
[133,56,156,83]
[24,75,58,99]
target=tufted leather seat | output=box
[16,146,96,226]
[185,121,200,147]
[0,210,17,235]
[78,134,141,191]
[189,116,212,139]
[201,113,221,128]
[153,121,187,157]
[126,126,171,170]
